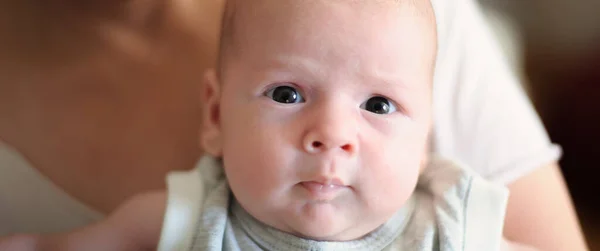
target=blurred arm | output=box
[504,163,588,251]
[0,191,166,251]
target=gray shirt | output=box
[158,156,508,251]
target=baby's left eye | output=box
[360,96,397,115]
[264,85,305,104]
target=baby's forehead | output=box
[219,0,435,53]
[217,0,437,81]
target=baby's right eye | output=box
[264,86,305,104]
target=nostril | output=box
[341,144,352,152]
[312,141,323,148]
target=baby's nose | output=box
[302,129,357,155]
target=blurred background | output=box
[0,0,597,249]
[480,0,600,249]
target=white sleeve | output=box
[430,0,562,184]
[463,174,509,251]
[157,167,205,251]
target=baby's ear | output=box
[200,69,223,157]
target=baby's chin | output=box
[283,202,378,241]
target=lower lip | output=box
[300,182,346,200]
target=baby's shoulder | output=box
[418,156,507,203]
[158,155,228,251]
[165,155,226,195]
[404,156,509,251]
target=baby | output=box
[0,0,520,250]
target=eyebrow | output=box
[364,67,411,90]
[266,55,326,79]
[263,55,410,90]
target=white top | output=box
[0,0,560,234]
[0,142,103,235]
[157,156,508,251]
[430,0,561,184]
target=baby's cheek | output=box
[381,163,419,196]
[360,157,420,215]
[224,125,294,183]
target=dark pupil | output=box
[366,97,390,114]
[272,86,299,104]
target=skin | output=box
[0,0,589,250]
[0,0,222,214]
[0,192,166,251]
[504,164,589,251]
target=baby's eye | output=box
[264,86,305,104]
[360,96,397,114]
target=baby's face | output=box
[203,0,436,241]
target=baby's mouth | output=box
[299,180,348,201]
[301,181,343,191]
